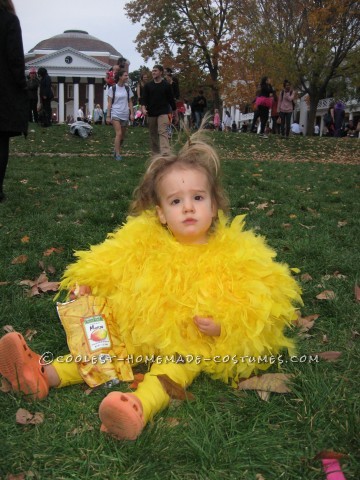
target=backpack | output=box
[112,84,130,104]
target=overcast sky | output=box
[15,0,149,71]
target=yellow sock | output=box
[133,361,201,424]
[52,353,84,387]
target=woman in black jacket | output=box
[38,67,53,127]
[0,0,28,201]
[255,76,274,138]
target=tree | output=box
[240,0,360,134]
[125,0,240,109]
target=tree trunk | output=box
[307,95,320,136]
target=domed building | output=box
[25,30,128,123]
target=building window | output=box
[67,84,74,99]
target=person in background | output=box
[278,80,295,138]
[0,0,28,202]
[255,76,274,138]
[93,104,103,125]
[77,106,84,122]
[27,67,39,123]
[37,67,53,127]
[213,109,220,130]
[334,100,345,137]
[141,64,176,156]
[223,110,231,131]
[165,68,180,101]
[314,124,320,136]
[136,72,148,106]
[271,90,280,134]
[192,90,207,129]
[184,99,192,129]
[290,121,301,135]
[107,69,134,161]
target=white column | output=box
[88,83,95,118]
[58,82,65,123]
[103,87,108,114]
[73,83,79,120]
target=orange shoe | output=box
[0,332,49,400]
[99,392,144,440]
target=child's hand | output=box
[194,316,221,337]
[69,284,91,300]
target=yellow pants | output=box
[53,355,201,424]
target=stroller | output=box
[133,109,145,127]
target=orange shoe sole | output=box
[0,332,49,400]
[99,392,144,440]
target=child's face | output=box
[156,167,216,245]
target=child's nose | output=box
[183,198,195,212]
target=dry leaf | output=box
[289,214,297,219]
[157,374,195,401]
[16,408,44,425]
[351,330,359,339]
[11,255,28,265]
[19,273,59,296]
[354,284,360,302]
[6,474,26,480]
[0,377,11,393]
[322,334,329,344]
[21,235,30,243]
[166,417,180,427]
[282,223,291,229]
[256,475,266,480]
[314,450,349,460]
[238,373,294,394]
[24,329,37,341]
[0,281,11,286]
[293,313,319,333]
[266,209,274,217]
[43,246,64,257]
[337,220,347,227]
[256,202,268,210]
[301,273,313,282]
[129,373,145,389]
[3,325,15,333]
[315,351,342,362]
[257,390,271,402]
[316,290,336,300]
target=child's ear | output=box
[156,205,167,224]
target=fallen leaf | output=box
[301,273,313,282]
[333,271,347,279]
[19,273,59,296]
[129,373,145,389]
[0,281,11,286]
[256,202,268,210]
[43,246,64,257]
[351,330,359,339]
[314,450,349,461]
[266,209,274,217]
[238,373,294,395]
[166,417,180,427]
[256,475,266,480]
[289,214,297,219]
[21,236,30,243]
[0,377,11,393]
[322,334,329,344]
[11,255,28,265]
[282,223,291,229]
[293,313,319,333]
[316,290,335,300]
[6,474,26,480]
[337,220,347,227]
[157,374,195,401]
[3,325,15,333]
[354,284,360,302]
[24,329,37,341]
[290,267,301,274]
[257,390,270,401]
[16,408,44,425]
[315,351,342,362]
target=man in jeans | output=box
[142,65,176,155]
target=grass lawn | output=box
[0,124,359,480]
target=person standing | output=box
[278,80,295,138]
[106,69,134,161]
[255,76,274,138]
[213,109,220,130]
[334,101,345,137]
[192,90,207,129]
[77,106,84,122]
[27,67,39,123]
[136,72,148,106]
[93,104,103,125]
[0,0,28,202]
[37,67,53,127]
[141,65,176,156]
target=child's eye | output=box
[194,195,203,201]
[171,198,180,205]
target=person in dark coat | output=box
[0,0,28,202]
[27,67,39,123]
[37,67,53,127]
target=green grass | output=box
[0,125,359,480]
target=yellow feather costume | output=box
[59,211,302,385]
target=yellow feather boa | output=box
[59,211,302,383]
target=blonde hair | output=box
[130,123,229,216]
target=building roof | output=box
[29,30,122,57]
